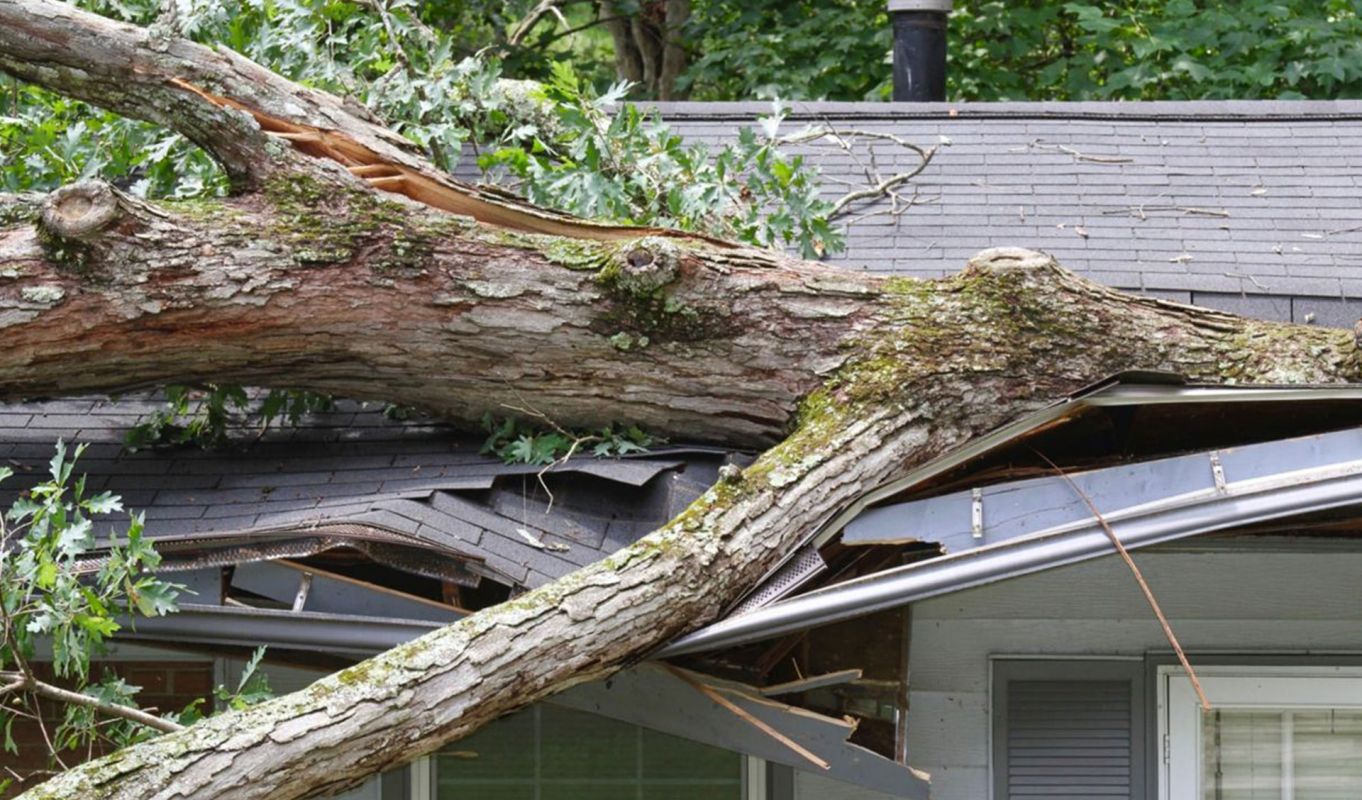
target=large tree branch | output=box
[14,246,1362,800]
[0,4,1359,799]
[0,0,710,243]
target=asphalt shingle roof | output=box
[0,396,731,589]
[643,101,1362,327]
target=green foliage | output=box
[216,646,274,712]
[950,1,1362,101]
[679,0,893,101]
[480,413,658,466]
[0,78,222,196]
[483,74,843,257]
[124,386,334,451]
[5,1,847,254]
[0,443,184,754]
[175,645,274,724]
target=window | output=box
[432,704,746,800]
[1161,667,1362,800]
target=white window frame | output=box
[1158,665,1362,800]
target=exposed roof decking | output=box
[640,101,1362,323]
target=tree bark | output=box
[2,2,1361,798]
[601,0,689,99]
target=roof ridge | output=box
[642,99,1362,123]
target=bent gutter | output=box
[659,455,1362,656]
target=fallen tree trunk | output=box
[2,2,1360,798]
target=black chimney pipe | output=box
[889,0,952,102]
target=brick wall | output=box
[0,660,213,798]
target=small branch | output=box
[775,127,939,223]
[369,0,413,68]
[1017,139,1133,164]
[508,0,572,46]
[499,391,603,514]
[1035,450,1211,711]
[537,14,628,47]
[23,677,185,734]
[1101,204,1230,219]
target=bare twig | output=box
[1018,139,1133,164]
[1101,204,1230,219]
[775,126,940,223]
[29,695,69,772]
[1034,450,1211,711]
[1222,271,1272,293]
[509,0,572,46]
[500,384,603,514]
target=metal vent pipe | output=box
[889,0,952,102]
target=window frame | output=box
[1158,665,1362,800]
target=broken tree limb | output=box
[0,671,185,735]
[0,3,1355,798]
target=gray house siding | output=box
[905,546,1362,799]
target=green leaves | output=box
[480,414,660,466]
[1,443,183,757]
[480,83,843,258]
[125,386,334,451]
[950,1,1362,102]
[215,646,274,712]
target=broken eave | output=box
[664,392,1362,657]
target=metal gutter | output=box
[814,381,1362,549]
[660,450,1362,656]
[717,378,1362,624]
[843,423,1362,548]
[119,604,439,655]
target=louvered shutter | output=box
[994,661,1145,800]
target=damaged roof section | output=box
[559,664,929,799]
[666,377,1362,656]
[0,395,738,625]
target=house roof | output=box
[0,396,733,592]
[649,100,1362,327]
[663,379,1362,656]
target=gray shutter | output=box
[994,661,1145,800]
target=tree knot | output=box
[610,237,680,295]
[41,181,124,242]
[965,247,1059,275]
